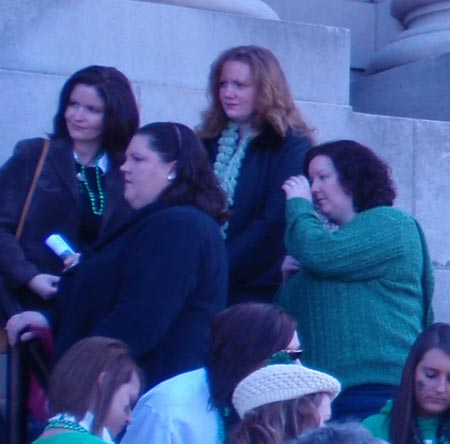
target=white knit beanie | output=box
[232,364,341,419]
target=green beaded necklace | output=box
[213,122,254,238]
[217,406,230,444]
[78,164,105,216]
[45,417,89,434]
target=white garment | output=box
[121,368,219,444]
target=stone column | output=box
[136,0,280,20]
[367,0,450,73]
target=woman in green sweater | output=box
[363,322,450,444]
[276,140,434,421]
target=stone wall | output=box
[0,0,448,321]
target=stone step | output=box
[0,0,448,322]
[351,52,450,122]
[1,0,350,161]
[0,0,350,104]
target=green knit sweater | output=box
[276,198,434,390]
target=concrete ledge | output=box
[265,0,377,69]
[0,0,350,105]
[351,52,450,122]
[434,268,450,323]
[136,0,280,19]
[414,117,450,266]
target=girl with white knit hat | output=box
[230,364,341,444]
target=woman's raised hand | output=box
[282,175,312,201]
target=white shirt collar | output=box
[73,151,109,173]
[50,412,114,443]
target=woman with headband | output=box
[7,122,229,390]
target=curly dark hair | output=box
[305,140,396,212]
[135,122,227,223]
[52,65,139,163]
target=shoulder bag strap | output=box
[15,139,50,240]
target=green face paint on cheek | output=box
[416,379,426,392]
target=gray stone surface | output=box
[136,0,280,19]
[0,0,350,160]
[351,52,450,121]
[0,0,448,322]
[0,0,350,102]
[264,0,401,71]
[367,0,450,73]
[414,118,450,267]
[434,269,450,323]
[374,0,403,50]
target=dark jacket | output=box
[203,125,311,304]
[53,202,228,389]
[0,137,131,309]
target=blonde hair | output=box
[230,393,325,444]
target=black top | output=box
[203,124,312,304]
[53,201,228,389]
[0,137,131,310]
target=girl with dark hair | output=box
[277,140,434,420]
[7,122,228,390]
[33,336,141,443]
[363,323,450,444]
[0,65,139,310]
[230,364,341,444]
[121,302,302,444]
[198,45,313,305]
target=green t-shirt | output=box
[33,431,107,444]
[363,400,441,443]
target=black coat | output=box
[0,137,131,309]
[203,125,312,304]
[53,202,228,389]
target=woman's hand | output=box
[5,311,50,346]
[63,253,81,271]
[282,175,312,201]
[281,255,301,281]
[27,274,60,299]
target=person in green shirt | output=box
[32,336,142,444]
[277,140,434,421]
[363,322,450,444]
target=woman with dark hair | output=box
[197,45,313,305]
[33,336,141,443]
[7,122,228,390]
[230,364,341,444]
[121,302,302,444]
[363,323,450,444]
[0,65,138,310]
[276,140,434,420]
